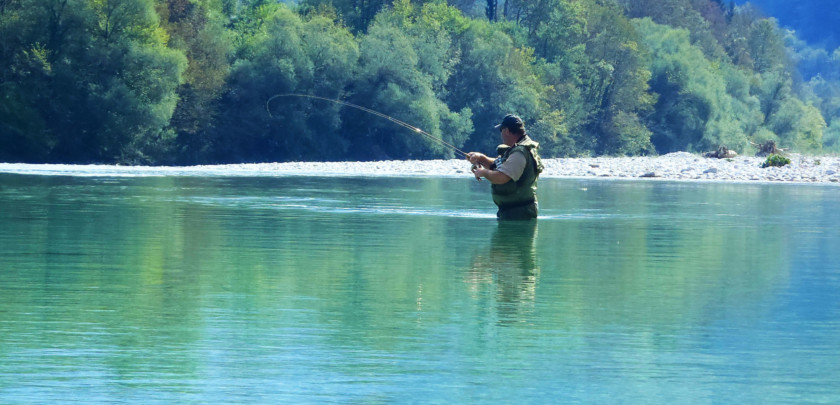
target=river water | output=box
[1,173,839,403]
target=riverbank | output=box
[2,152,839,183]
[267,152,840,183]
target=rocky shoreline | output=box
[2,152,839,183]
[253,152,840,184]
[540,152,840,183]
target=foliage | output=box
[635,18,748,153]
[1,0,837,164]
[298,0,435,33]
[580,1,656,155]
[156,0,233,163]
[823,120,840,153]
[444,16,545,154]
[344,0,472,160]
[214,4,360,162]
[0,0,186,163]
[760,153,790,168]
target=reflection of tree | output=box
[466,221,540,323]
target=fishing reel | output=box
[470,162,482,181]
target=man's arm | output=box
[472,167,512,184]
[466,152,495,168]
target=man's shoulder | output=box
[510,145,533,159]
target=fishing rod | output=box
[265,93,469,159]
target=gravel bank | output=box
[255,152,840,184]
[2,152,839,183]
[540,152,840,183]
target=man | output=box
[467,114,544,220]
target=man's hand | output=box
[472,166,485,180]
[473,166,511,184]
[469,156,483,181]
[466,152,494,170]
[466,152,486,165]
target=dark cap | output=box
[494,114,524,130]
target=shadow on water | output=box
[466,220,540,325]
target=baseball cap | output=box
[494,114,524,130]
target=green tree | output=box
[502,0,587,156]
[213,3,359,162]
[723,4,769,70]
[445,17,545,153]
[636,18,750,153]
[0,3,55,161]
[3,0,834,164]
[484,0,497,21]
[618,0,724,59]
[578,1,655,155]
[345,0,472,159]
[0,0,186,163]
[798,49,840,129]
[746,18,787,74]
[765,97,825,152]
[823,119,840,153]
[156,0,232,163]
[298,0,428,33]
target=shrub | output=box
[760,154,791,168]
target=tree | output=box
[156,0,232,163]
[578,1,655,155]
[0,0,186,163]
[298,0,425,33]
[747,18,787,74]
[2,0,834,163]
[213,3,360,162]
[765,97,825,152]
[485,0,496,21]
[445,17,545,153]
[345,0,472,159]
[636,18,751,153]
[618,0,724,59]
[803,72,840,130]
[530,0,585,62]
[823,119,840,153]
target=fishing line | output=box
[266,93,468,158]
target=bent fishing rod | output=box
[265,93,469,159]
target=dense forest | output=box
[1,0,839,164]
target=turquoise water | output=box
[1,173,839,403]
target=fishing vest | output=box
[491,135,544,209]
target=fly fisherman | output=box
[467,114,544,220]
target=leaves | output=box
[760,154,791,168]
[0,0,186,163]
[0,0,833,164]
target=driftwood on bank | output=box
[703,145,738,159]
[750,140,786,157]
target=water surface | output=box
[1,174,839,403]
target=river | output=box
[1,173,839,403]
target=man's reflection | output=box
[466,220,540,323]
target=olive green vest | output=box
[491,135,544,209]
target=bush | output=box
[760,154,791,168]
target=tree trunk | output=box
[486,0,497,21]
